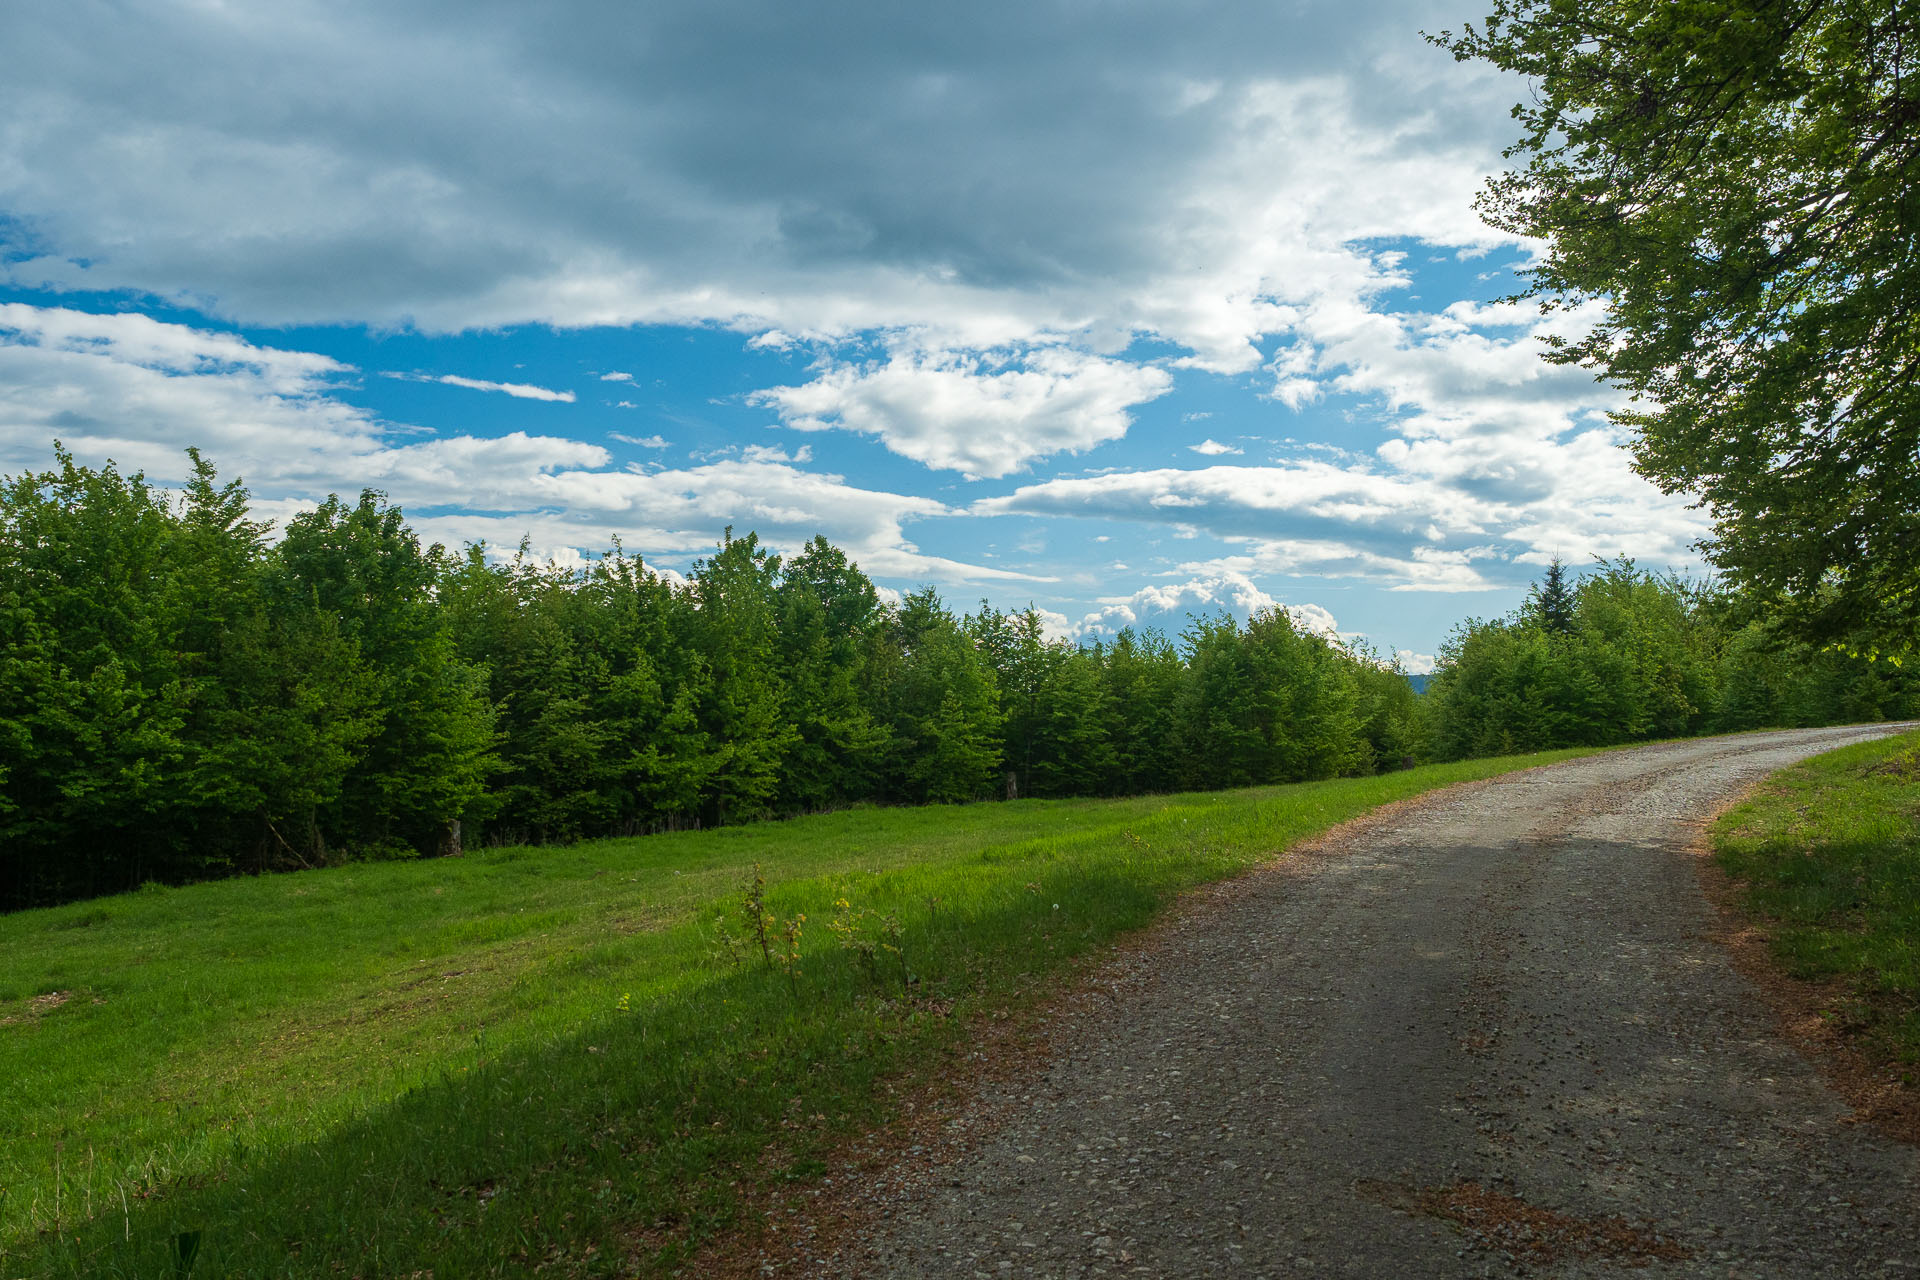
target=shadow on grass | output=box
[12,862,1168,1278]
[7,749,1609,1276]
[1716,730,1920,1059]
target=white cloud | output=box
[1189,438,1241,456]
[609,432,670,447]
[1395,649,1436,676]
[0,2,1518,374]
[1286,294,1709,569]
[1071,570,1342,643]
[968,282,1713,588]
[0,304,384,483]
[0,4,1709,639]
[740,443,813,464]
[978,462,1486,548]
[1181,540,1505,593]
[384,371,576,402]
[1034,608,1076,644]
[1285,602,1341,639]
[0,303,1029,584]
[752,347,1173,478]
[1077,571,1276,635]
[0,303,345,380]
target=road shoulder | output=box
[1693,727,1920,1148]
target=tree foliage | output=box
[1433,0,1920,647]
[1426,558,1914,759]
[3,450,1909,910]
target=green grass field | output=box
[1,750,1596,1278]
[1714,729,1920,1064]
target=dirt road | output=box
[840,726,1920,1278]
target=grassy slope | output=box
[2,750,1594,1278]
[1714,729,1920,1064]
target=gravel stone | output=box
[831,726,1920,1278]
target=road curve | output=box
[841,725,1920,1278]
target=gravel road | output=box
[838,725,1920,1278]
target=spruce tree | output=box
[1529,557,1577,635]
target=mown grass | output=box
[1714,728,1920,1062]
[2,750,1595,1278]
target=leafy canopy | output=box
[1432,0,1919,649]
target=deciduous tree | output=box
[1434,0,1920,648]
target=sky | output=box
[0,0,1709,671]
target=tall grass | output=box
[2,750,1593,1277]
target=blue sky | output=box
[0,0,1708,668]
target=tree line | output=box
[1,452,1907,910]
[0,452,1419,909]
[1425,558,1916,761]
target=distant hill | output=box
[1406,673,1432,694]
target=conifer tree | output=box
[1173,615,1264,790]
[686,530,796,824]
[1030,649,1121,797]
[1097,628,1183,793]
[173,453,377,868]
[275,491,497,855]
[1528,557,1577,635]
[881,589,1003,803]
[776,537,889,810]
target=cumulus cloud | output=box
[0,303,343,379]
[1285,602,1343,639]
[1395,649,1436,676]
[1075,571,1273,634]
[1033,608,1077,644]
[751,347,1173,478]
[1072,570,1342,642]
[384,371,576,402]
[1285,294,1708,569]
[1189,438,1241,456]
[0,304,384,483]
[969,282,1711,589]
[0,303,1027,583]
